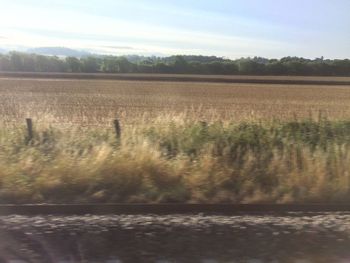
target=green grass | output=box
[1,119,350,204]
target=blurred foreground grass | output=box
[1,118,350,204]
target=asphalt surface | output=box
[0,212,349,263]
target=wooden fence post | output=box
[114,119,121,141]
[25,118,33,144]
[200,121,208,128]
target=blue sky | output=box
[0,0,349,58]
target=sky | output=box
[0,0,349,58]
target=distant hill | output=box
[0,48,7,54]
[27,47,91,57]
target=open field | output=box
[1,77,350,204]
[2,78,350,126]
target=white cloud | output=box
[0,1,307,58]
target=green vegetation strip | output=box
[1,52,350,76]
[1,119,350,204]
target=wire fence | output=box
[0,120,188,128]
[1,118,207,144]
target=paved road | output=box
[0,212,349,263]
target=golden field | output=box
[1,78,350,126]
[0,76,350,204]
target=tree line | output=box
[0,52,349,76]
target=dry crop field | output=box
[1,77,350,127]
[1,76,350,204]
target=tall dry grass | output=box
[0,117,350,204]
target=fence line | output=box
[0,119,206,127]
[15,118,211,143]
[20,118,124,142]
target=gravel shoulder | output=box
[0,213,349,262]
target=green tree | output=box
[9,52,24,71]
[81,57,100,73]
[172,56,189,73]
[66,57,81,72]
[238,59,265,75]
[0,54,11,71]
